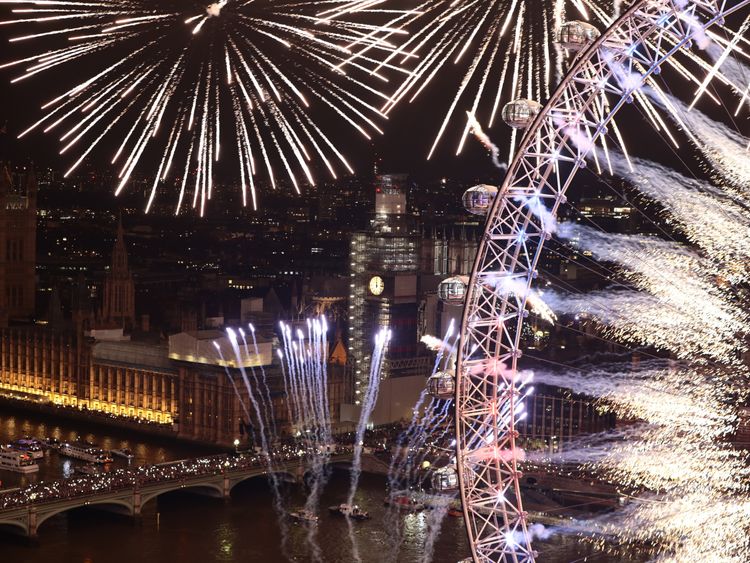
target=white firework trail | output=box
[331,0,614,157]
[466,111,507,171]
[485,275,557,324]
[608,153,750,273]
[278,318,334,562]
[667,96,750,204]
[385,325,458,560]
[346,326,390,563]
[555,222,749,337]
[532,360,740,440]
[213,333,292,559]
[542,288,746,363]
[0,0,402,214]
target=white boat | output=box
[75,463,100,476]
[111,448,134,460]
[328,503,371,521]
[59,442,113,464]
[289,509,318,524]
[11,438,44,459]
[0,448,39,473]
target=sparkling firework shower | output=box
[0,0,399,213]
[339,0,613,159]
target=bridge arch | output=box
[227,469,296,494]
[35,497,135,535]
[0,519,29,537]
[140,482,226,511]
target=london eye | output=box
[452,1,750,561]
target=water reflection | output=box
[0,406,215,489]
[0,406,636,562]
[61,459,73,479]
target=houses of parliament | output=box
[0,163,348,447]
[0,162,612,450]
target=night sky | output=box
[0,2,503,192]
[0,1,742,203]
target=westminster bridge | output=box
[0,451,389,539]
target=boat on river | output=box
[75,463,101,476]
[289,509,319,524]
[11,437,44,459]
[384,493,425,512]
[0,447,39,473]
[328,503,371,520]
[60,442,113,464]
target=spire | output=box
[0,163,11,195]
[46,287,64,327]
[100,214,135,330]
[329,335,348,365]
[111,213,129,274]
[25,165,36,196]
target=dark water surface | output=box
[0,407,628,563]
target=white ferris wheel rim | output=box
[454,1,750,562]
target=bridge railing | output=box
[0,450,355,513]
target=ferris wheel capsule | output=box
[501,99,542,129]
[438,276,469,304]
[462,184,498,216]
[427,370,455,400]
[556,21,601,51]
[430,464,459,492]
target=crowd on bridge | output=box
[0,449,300,511]
[0,421,435,512]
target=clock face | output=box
[369,276,385,296]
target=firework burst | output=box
[0,0,401,213]
[337,0,614,159]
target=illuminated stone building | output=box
[99,218,136,329]
[0,220,347,446]
[348,174,421,402]
[0,164,37,326]
[518,391,615,450]
[0,323,348,446]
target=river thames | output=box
[0,406,642,563]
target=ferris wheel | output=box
[432,1,750,561]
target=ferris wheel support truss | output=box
[454,1,750,561]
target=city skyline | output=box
[0,1,748,563]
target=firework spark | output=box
[607,153,750,274]
[0,0,401,214]
[346,0,613,159]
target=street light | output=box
[233,438,240,453]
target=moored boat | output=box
[59,442,113,464]
[11,437,44,459]
[328,503,371,521]
[42,437,61,450]
[0,447,39,474]
[384,493,425,512]
[75,463,101,476]
[289,509,318,524]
